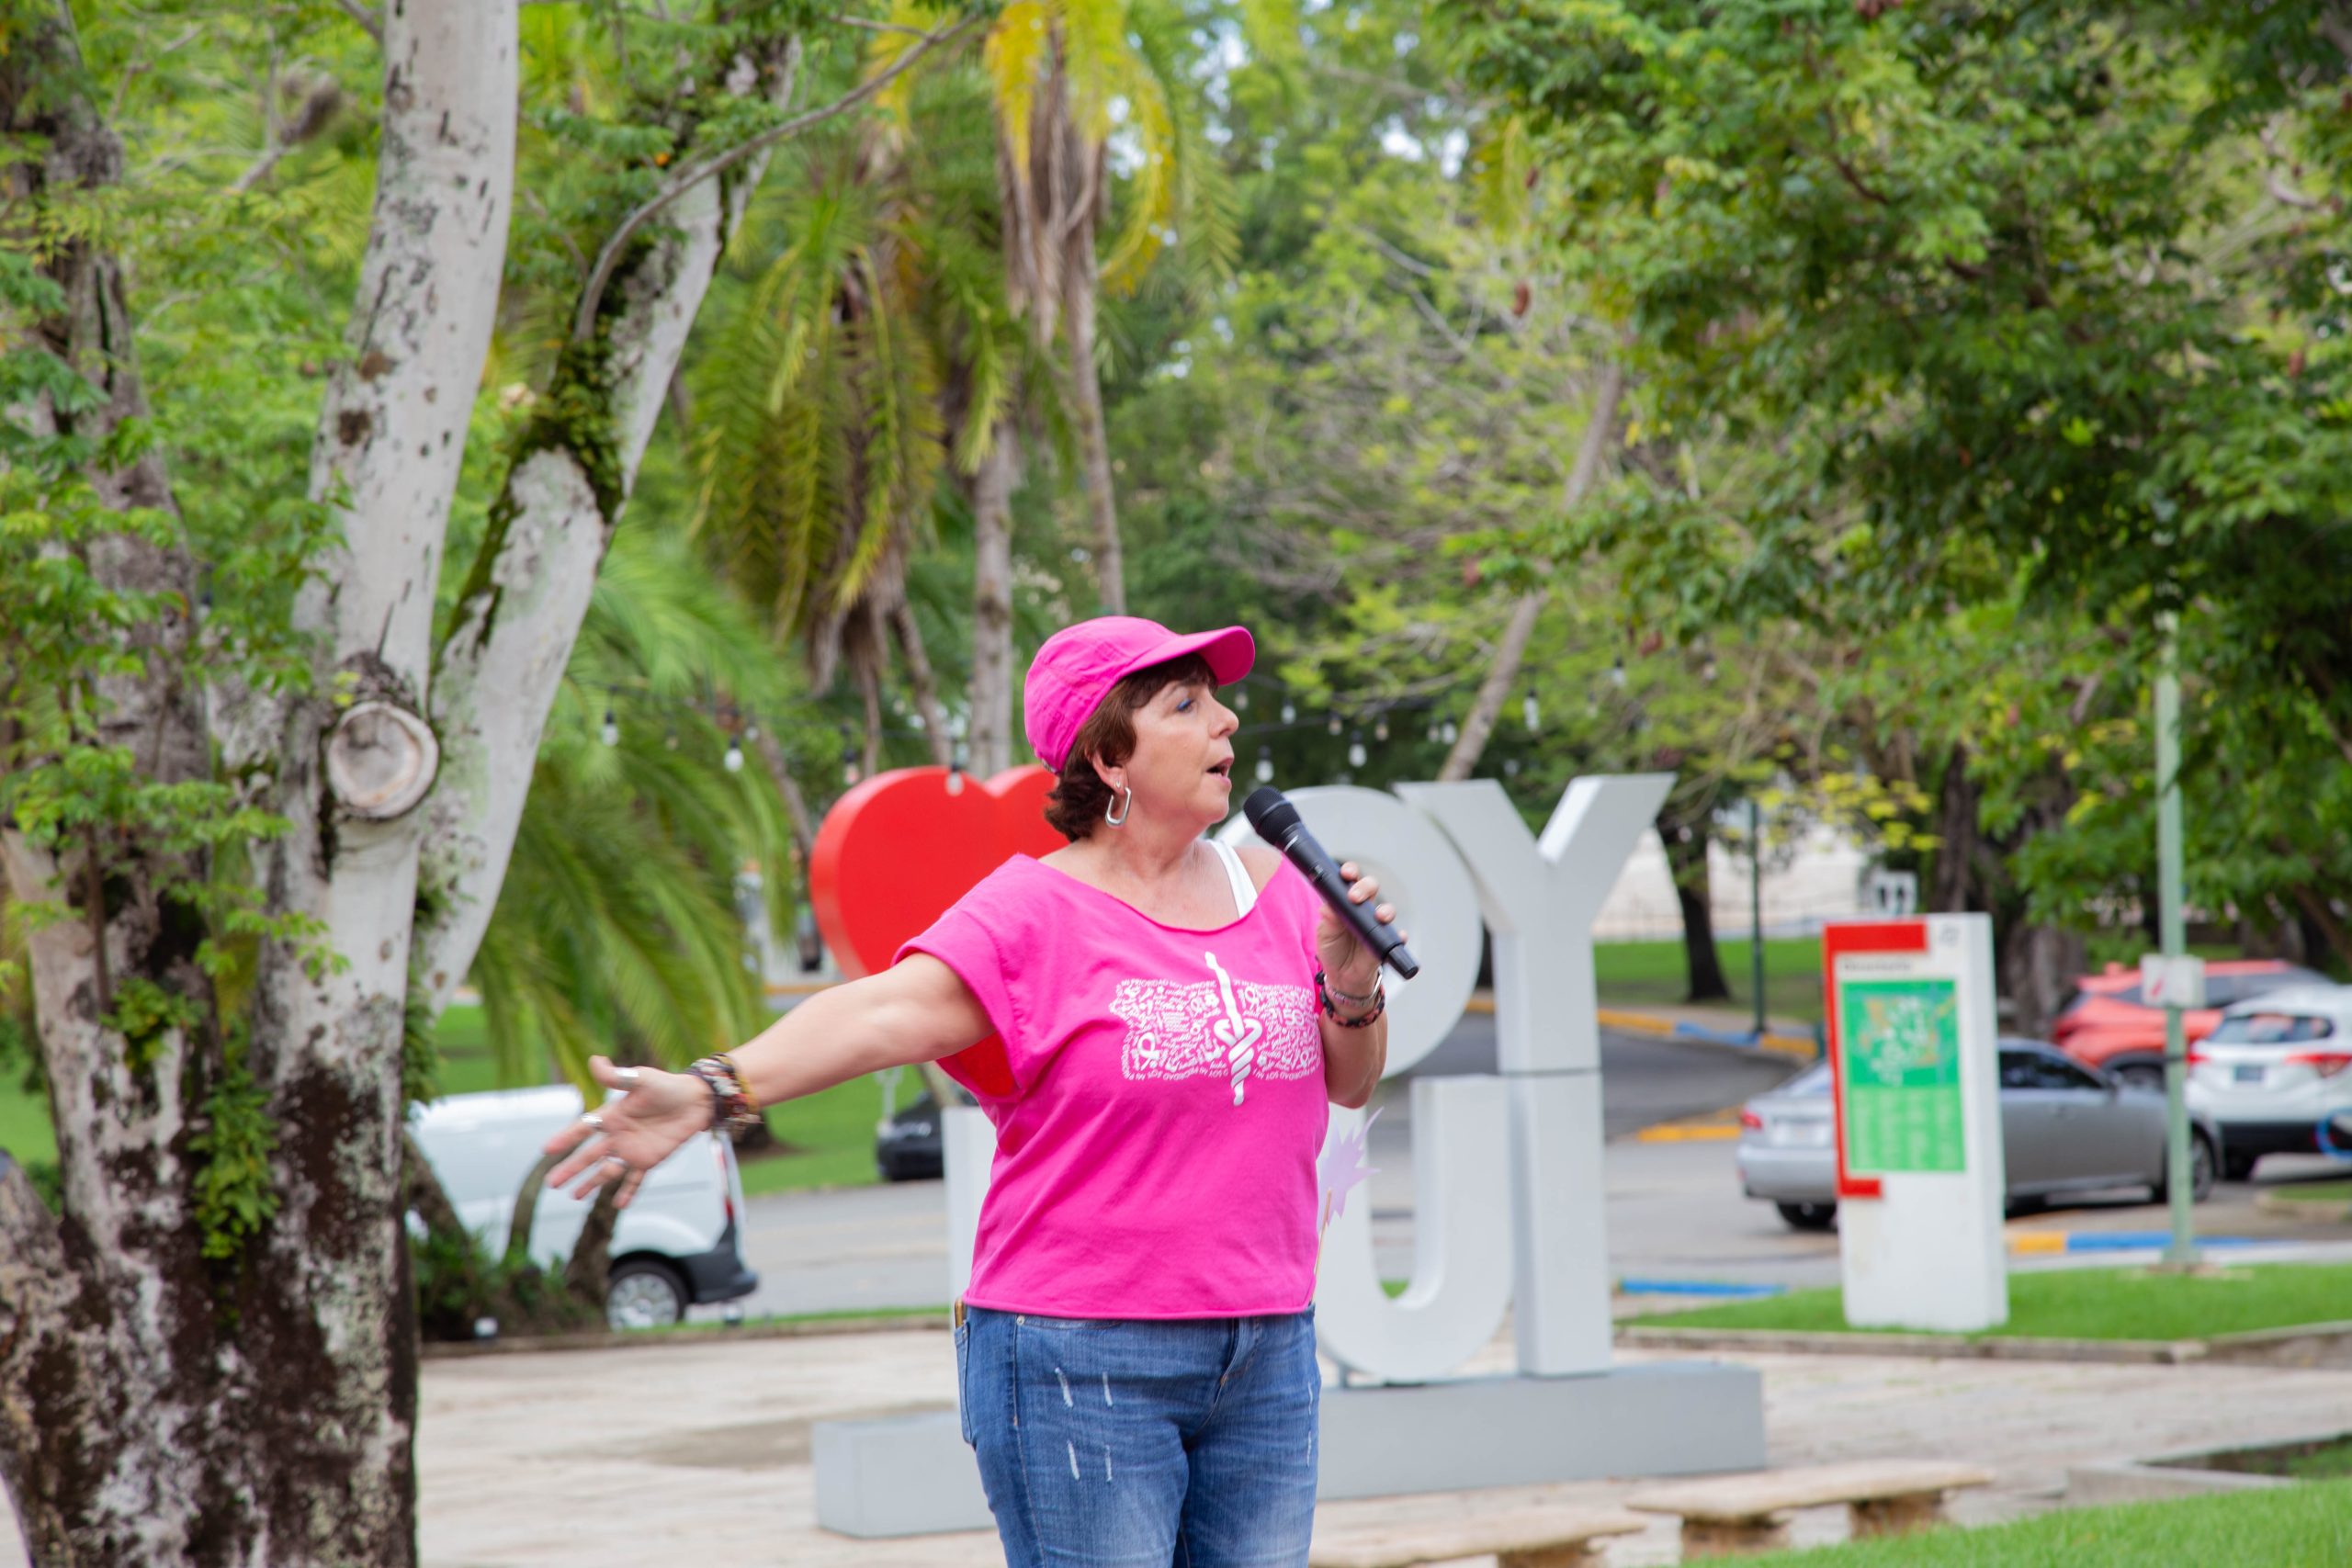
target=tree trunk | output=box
[889,599,956,767]
[1440,358,1623,781]
[1662,811,1733,1003]
[968,421,1021,776]
[0,6,518,1564]
[1999,922,2087,1038]
[560,1182,625,1303]
[413,35,800,1014]
[1063,252,1125,614]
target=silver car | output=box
[1737,1040,2221,1231]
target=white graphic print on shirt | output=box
[1110,953,1317,1101]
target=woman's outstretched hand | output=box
[540,1055,715,1208]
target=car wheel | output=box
[606,1259,688,1330]
[1775,1201,1837,1232]
[2152,1134,2219,1205]
[2222,1149,2260,1183]
[2109,1059,2165,1092]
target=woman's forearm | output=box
[726,958,989,1111]
[1320,1012,1385,1109]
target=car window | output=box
[2033,1055,2104,1092]
[2207,1012,2337,1045]
[1998,1052,2039,1090]
[1783,1063,1832,1097]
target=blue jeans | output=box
[956,1305,1320,1566]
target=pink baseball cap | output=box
[1023,616,1255,771]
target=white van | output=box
[407,1085,757,1329]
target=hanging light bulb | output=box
[663,725,680,751]
[1233,688,1250,711]
[1254,749,1274,784]
[1347,732,1367,769]
[1442,719,1459,744]
[1522,686,1540,733]
[1427,717,1443,745]
[1610,656,1628,689]
[722,739,744,774]
[743,722,761,742]
[1374,715,1389,743]
[1504,756,1521,778]
[600,709,620,748]
[1701,654,1719,683]
[1280,700,1296,725]
[1327,712,1343,737]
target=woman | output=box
[543,615,1396,1565]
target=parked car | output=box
[2186,985,2352,1180]
[407,1085,758,1328]
[1737,1041,2221,1231]
[876,1089,964,1181]
[2049,960,2329,1088]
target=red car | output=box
[2049,960,2331,1088]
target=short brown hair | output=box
[1043,654,1216,840]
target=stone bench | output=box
[1626,1459,1993,1556]
[1308,1505,1649,1568]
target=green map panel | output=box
[1837,976,1964,1174]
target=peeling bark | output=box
[0,3,517,1562]
[414,37,799,1015]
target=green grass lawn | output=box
[1745,1478,2351,1566]
[1630,1261,2352,1341]
[1594,936,1825,1025]
[2267,1180,2352,1204]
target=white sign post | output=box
[1824,915,2007,1333]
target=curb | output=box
[418,1311,950,1360]
[2254,1188,2352,1223]
[2007,1230,2269,1256]
[1595,1008,1815,1060]
[1619,1318,2352,1369]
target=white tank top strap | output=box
[1206,835,1259,919]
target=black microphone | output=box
[1243,786,1421,980]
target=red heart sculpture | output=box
[808,765,1065,1099]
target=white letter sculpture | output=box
[942,773,1674,1384]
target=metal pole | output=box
[1750,796,1767,1040]
[2156,613,2199,1268]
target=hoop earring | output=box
[1104,785,1134,828]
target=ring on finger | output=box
[604,1154,630,1171]
[581,1111,604,1130]
[616,1066,641,1088]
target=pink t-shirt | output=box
[896,852,1331,1319]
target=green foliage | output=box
[187,1029,278,1261]
[1448,0,2352,955]
[408,1221,599,1343]
[467,523,808,1089]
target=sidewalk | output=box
[393,1323,2352,1567]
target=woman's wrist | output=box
[1316,968,1385,1027]
[1323,966,1379,1006]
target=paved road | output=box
[708,1015,2352,1323]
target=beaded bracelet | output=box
[687,1052,763,1135]
[1315,969,1386,1029]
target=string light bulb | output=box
[600,709,620,748]
[663,725,679,751]
[1327,712,1343,737]
[1347,732,1367,768]
[1233,689,1250,711]
[1441,719,1459,745]
[1374,716,1389,743]
[1255,749,1274,784]
[1609,656,1628,689]
[722,739,744,773]
[1522,686,1540,733]
[1280,700,1296,725]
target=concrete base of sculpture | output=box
[812,1360,1767,1539]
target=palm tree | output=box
[688,100,1023,768]
[871,0,1231,617]
[465,522,810,1089]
